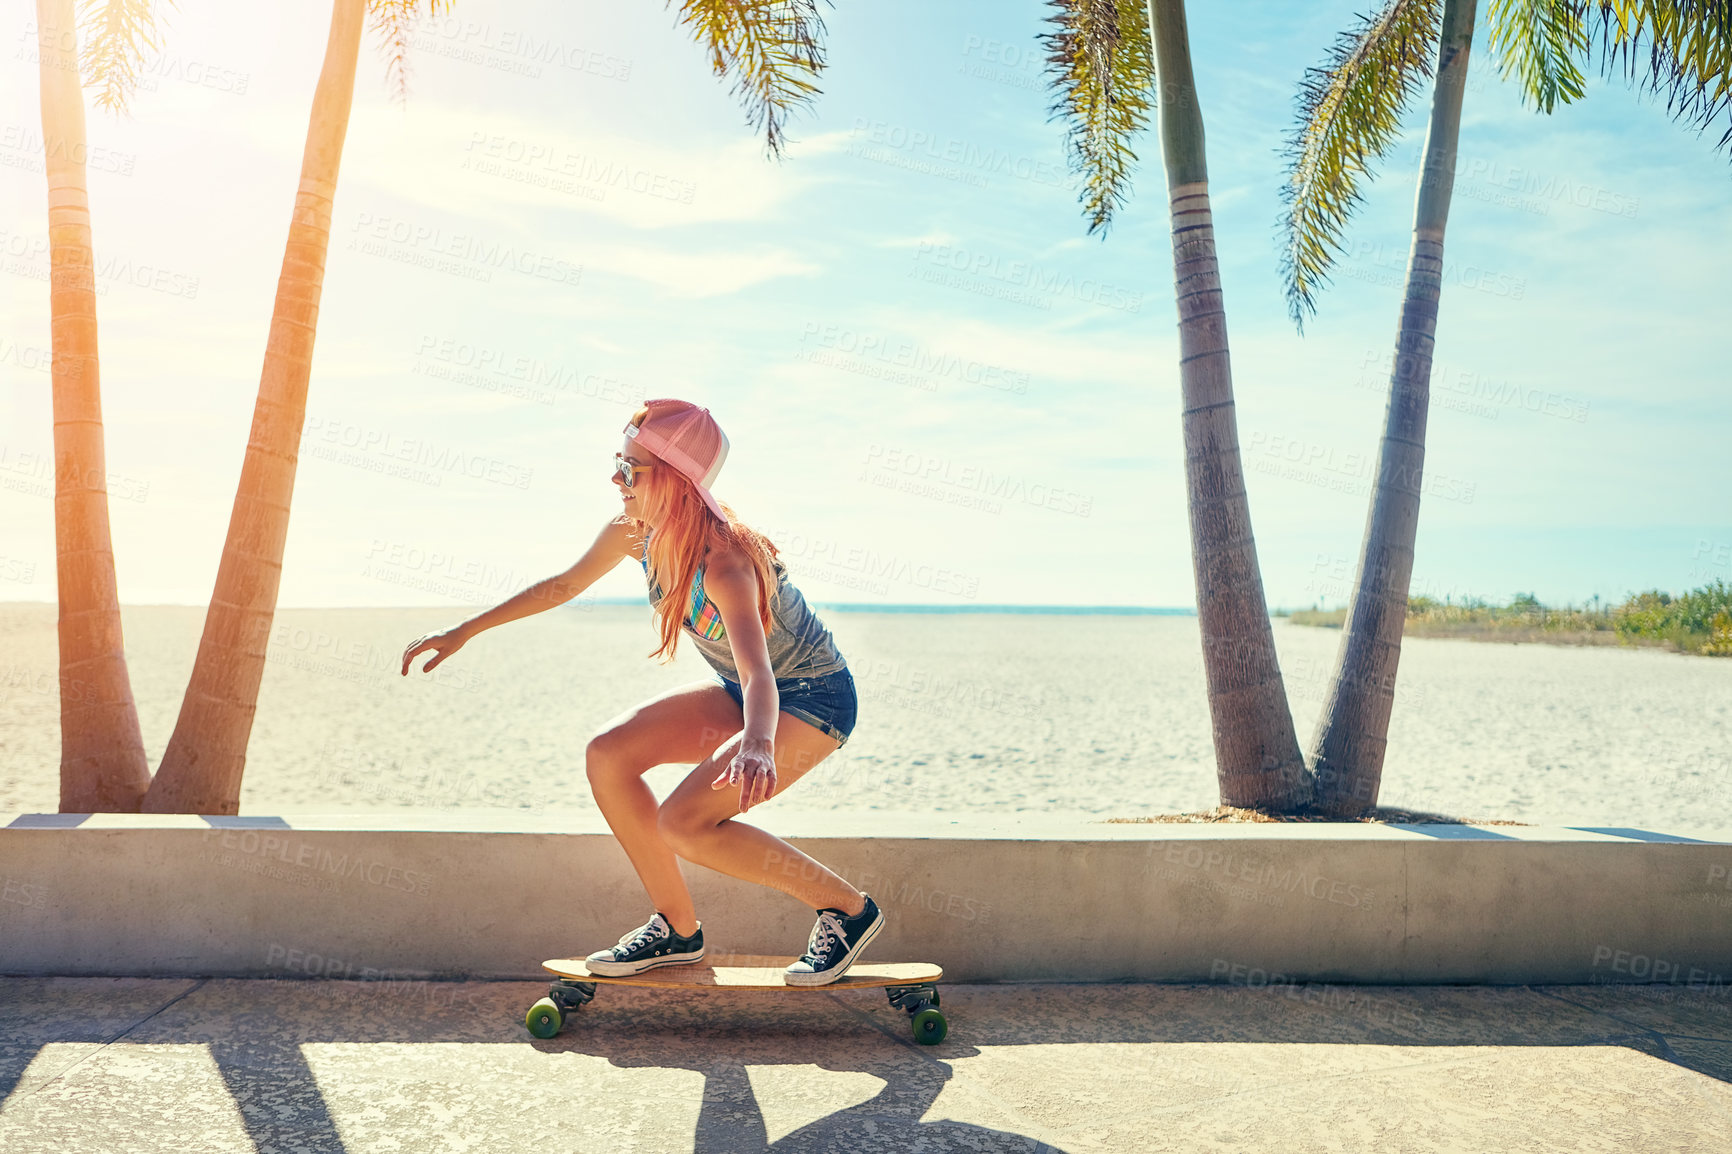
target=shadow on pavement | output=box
[210,1039,351,1154]
[2,976,1729,1152]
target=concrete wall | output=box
[2,813,1728,986]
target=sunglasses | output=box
[614,453,656,488]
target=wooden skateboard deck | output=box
[541,954,941,989]
[526,955,948,1044]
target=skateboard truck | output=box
[884,982,945,1044]
[549,978,596,1010]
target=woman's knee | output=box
[655,796,720,849]
[584,728,634,786]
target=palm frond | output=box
[1039,0,1155,236]
[77,0,175,115]
[671,0,829,158]
[369,0,451,109]
[1486,0,1590,111]
[1585,0,1732,155]
[1279,0,1445,332]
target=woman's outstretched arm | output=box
[400,515,636,675]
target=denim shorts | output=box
[717,665,858,747]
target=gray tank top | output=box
[638,529,846,682]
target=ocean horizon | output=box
[3,599,1201,615]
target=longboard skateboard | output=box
[526,955,947,1044]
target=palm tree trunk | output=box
[1308,0,1477,814]
[36,0,152,813]
[1146,0,1308,809]
[142,0,366,814]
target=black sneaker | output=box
[784,894,883,986]
[584,912,705,976]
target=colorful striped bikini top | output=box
[638,533,727,641]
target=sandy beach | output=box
[1,603,1728,839]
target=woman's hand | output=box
[713,736,777,812]
[400,627,468,676]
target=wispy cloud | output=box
[341,103,828,231]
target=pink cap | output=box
[624,398,730,521]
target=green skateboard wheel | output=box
[911,1007,947,1045]
[526,997,564,1039]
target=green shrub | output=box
[1616,581,1732,654]
[1295,581,1731,656]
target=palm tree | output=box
[1281,0,1474,814]
[33,0,158,811]
[1282,0,1732,813]
[141,0,833,813]
[139,0,374,812]
[1043,0,1310,809]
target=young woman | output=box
[400,398,881,985]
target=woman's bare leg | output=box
[656,715,867,917]
[584,681,745,937]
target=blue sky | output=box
[2,0,1728,610]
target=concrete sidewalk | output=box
[1,977,1728,1152]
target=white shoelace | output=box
[805,911,848,962]
[618,913,669,950]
